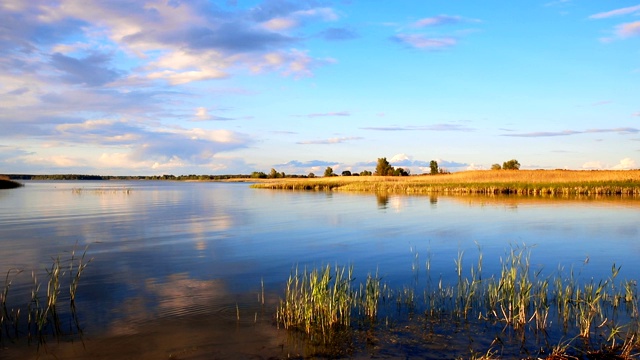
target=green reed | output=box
[276,264,354,341]
[275,245,640,358]
[0,247,92,345]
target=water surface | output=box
[1,181,639,358]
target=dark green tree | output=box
[250,171,267,179]
[394,167,409,176]
[324,167,335,177]
[308,172,315,178]
[502,159,521,170]
[360,170,372,176]
[430,160,439,175]
[341,170,352,176]
[268,168,280,178]
[375,158,394,176]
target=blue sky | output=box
[1,0,639,175]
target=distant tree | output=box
[280,171,286,178]
[394,167,409,176]
[250,171,267,179]
[502,159,521,170]
[360,170,372,176]
[341,170,352,176]
[308,172,315,178]
[430,160,439,175]
[375,158,394,176]
[324,167,335,177]
[491,164,502,170]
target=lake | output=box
[1,181,639,359]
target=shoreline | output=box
[0,178,22,189]
[248,169,640,196]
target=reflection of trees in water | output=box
[376,193,389,209]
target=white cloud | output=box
[466,163,484,170]
[393,34,457,50]
[390,153,411,163]
[195,107,209,120]
[582,158,637,170]
[616,21,640,38]
[582,161,604,170]
[413,15,463,27]
[262,18,299,31]
[611,157,637,170]
[589,5,640,19]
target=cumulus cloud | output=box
[583,158,637,170]
[1,0,338,89]
[49,52,123,86]
[52,119,252,171]
[612,157,637,170]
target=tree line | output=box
[4,159,521,182]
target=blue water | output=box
[1,181,639,357]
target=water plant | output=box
[0,246,92,346]
[274,245,640,358]
[276,264,354,342]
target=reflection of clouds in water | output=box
[105,272,228,336]
[148,273,227,314]
[389,196,407,212]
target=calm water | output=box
[1,181,639,359]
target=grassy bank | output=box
[250,170,640,195]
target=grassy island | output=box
[250,170,640,196]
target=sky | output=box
[1,0,639,176]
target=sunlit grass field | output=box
[249,170,640,195]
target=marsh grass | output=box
[0,246,92,346]
[251,170,640,196]
[71,187,132,194]
[275,245,640,358]
[276,264,355,342]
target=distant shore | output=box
[249,169,640,196]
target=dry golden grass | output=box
[249,170,640,196]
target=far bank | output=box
[249,169,640,196]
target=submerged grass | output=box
[275,245,640,359]
[251,170,640,196]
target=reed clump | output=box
[275,245,640,358]
[71,187,132,194]
[276,264,355,342]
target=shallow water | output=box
[1,181,639,358]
